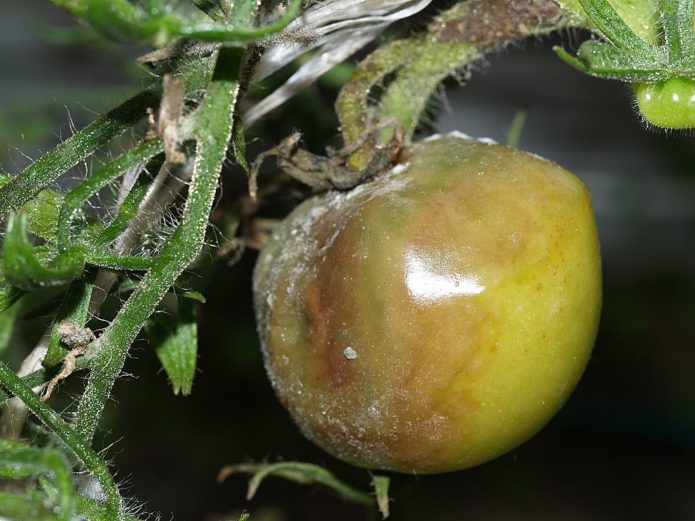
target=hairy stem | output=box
[74,46,241,442]
[337,0,571,170]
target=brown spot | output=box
[303,219,361,388]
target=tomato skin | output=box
[634,77,695,129]
[254,135,602,473]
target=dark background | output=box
[2,1,695,520]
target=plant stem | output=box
[74,46,241,442]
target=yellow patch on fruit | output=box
[253,134,602,473]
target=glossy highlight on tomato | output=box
[253,135,602,473]
[634,77,695,129]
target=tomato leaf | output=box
[2,213,85,291]
[217,461,373,506]
[181,290,206,304]
[20,188,63,242]
[0,302,19,357]
[371,475,391,519]
[0,271,24,314]
[148,297,198,396]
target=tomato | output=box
[633,77,695,129]
[253,135,602,473]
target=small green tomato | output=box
[634,77,695,129]
[254,135,602,473]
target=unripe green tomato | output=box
[253,135,602,473]
[634,77,695,129]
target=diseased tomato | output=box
[253,134,602,473]
[634,77,695,129]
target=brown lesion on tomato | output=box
[302,217,362,389]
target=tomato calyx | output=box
[248,120,405,197]
[553,0,695,128]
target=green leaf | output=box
[676,0,695,62]
[0,301,19,356]
[371,475,391,519]
[556,0,661,44]
[0,440,74,521]
[182,290,206,303]
[0,361,124,518]
[579,0,655,51]
[53,0,300,45]
[20,188,64,242]
[0,272,24,314]
[218,462,373,505]
[0,490,56,521]
[148,297,198,395]
[2,214,85,291]
[574,39,670,80]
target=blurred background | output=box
[2,1,695,520]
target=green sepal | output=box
[578,0,654,51]
[556,40,671,81]
[675,0,695,61]
[147,296,198,395]
[2,213,86,291]
[556,0,661,43]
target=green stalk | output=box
[52,0,301,45]
[74,46,241,442]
